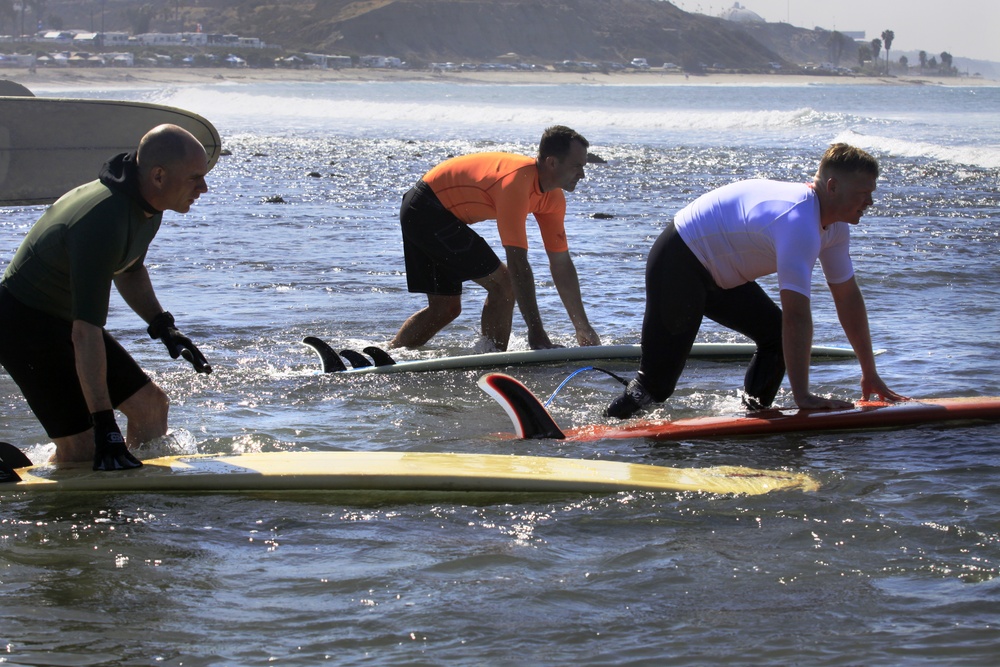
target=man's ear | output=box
[149,165,167,188]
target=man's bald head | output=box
[137,124,207,176]
[136,124,210,214]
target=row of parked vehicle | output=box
[429,62,543,72]
[429,58,680,73]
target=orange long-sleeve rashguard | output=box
[422,152,569,252]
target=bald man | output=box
[0,124,213,469]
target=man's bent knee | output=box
[427,295,463,324]
[478,265,514,304]
[119,382,169,425]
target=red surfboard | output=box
[478,373,1000,442]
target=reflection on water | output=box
[1,80,999,665]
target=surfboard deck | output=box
[478,372,1000,442]
[302,338,858,375]
[0,96,223,206]
[0,448,817,496]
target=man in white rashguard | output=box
[607,143,907,419]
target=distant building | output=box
[205,33,238,46]
[360,55,402,68]
[304,53,353,69]
[719,3,765,23]
[72,32,130,47]
[103,52,134,67]
[0,53,35,67]
[136,32,185,46]
[135,33,268,48]
[38,30,74,43]
[179,32,209,47]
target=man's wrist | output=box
[91,409,116,427]
[147,311,175,339]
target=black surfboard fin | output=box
[0,442,31,483]
[477,373,566,440]
[0,461,20,483]
[302,337,348,373]
[339,349,373,369]
[363,346,396,367]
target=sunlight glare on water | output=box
[1,79,998,665]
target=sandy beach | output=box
[2,65,995,90]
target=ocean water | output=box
[1,78,999,665]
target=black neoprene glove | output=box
[92,410,143,471]
[147,311,213,374]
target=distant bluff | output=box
[30,0,844,70]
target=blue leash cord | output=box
[545,366,629,407]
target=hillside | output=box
[20,0,799,70]
[15,1,994,77]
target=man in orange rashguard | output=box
[390,125,602,352]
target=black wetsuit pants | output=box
[636,222,785,407]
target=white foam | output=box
[149,86,844,140]
[76,82,999,167]
[833,129,1000,170]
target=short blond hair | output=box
[817,143,879,179]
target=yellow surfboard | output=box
[0,450,818,496]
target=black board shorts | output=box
[0,285,151,439]
[399,180,501,296]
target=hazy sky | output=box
[670,0,1000,62]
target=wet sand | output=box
[2,65,993,91]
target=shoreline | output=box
[3,66,996,90]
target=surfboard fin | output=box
[478,373,566,440]
[0,442,30,483]
[339,349,372,369]
[302,338,397,372]
[302,337,348,372]
[0,462,20,483]
[363,346,396,367]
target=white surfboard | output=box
[0,450,818,496]
[303,338,858,375]
[0,96,223,206]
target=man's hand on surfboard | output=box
[861,373,909,403]
[91,410,142,471]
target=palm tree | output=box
[881,30,894,75]
[919,50,927,71]
[0,0,14,34]
[870,38,882,73]
[858,43,872,68]
[940,52,954,75]
[126,3,157,35]
[12,0,46,35]
[15,0,44,32]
